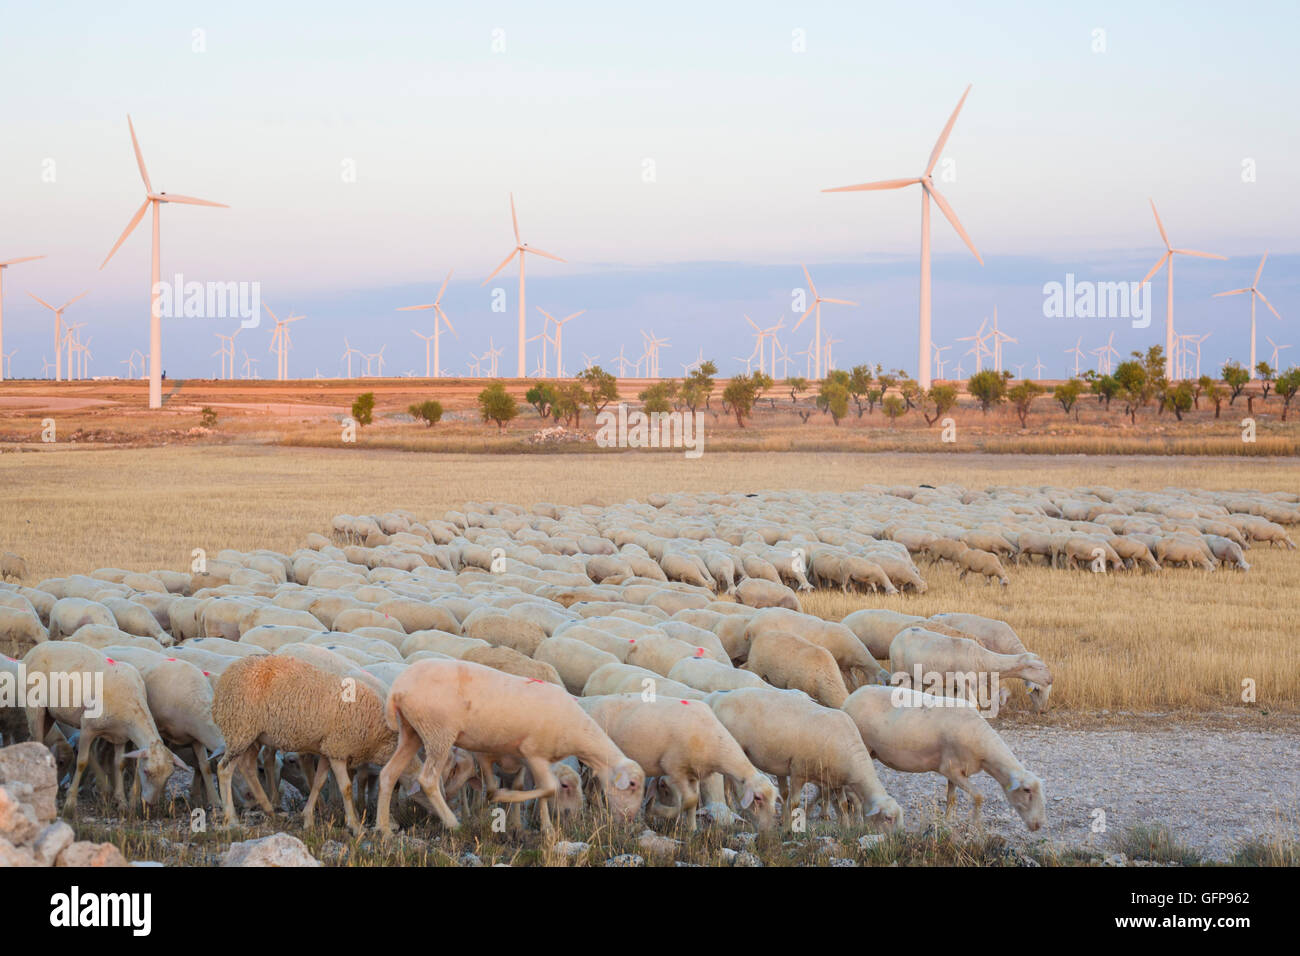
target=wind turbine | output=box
[411,331,437,378]
[62,323,85,379]
[1033,355,1046,379]
[762,317,785,378]
[537,308,584,377]
[1065,337,1086,377]
[681,347,705,376]
[369,345,387,377]
[485,339,503,377]
[213,328,240,379]
[1092,331,1120,375]
[264,305,303,381]
[76,337,93,379]
[27,292,88,382]
[823,335,842,372]
[612,345,632,377]
[1139,200,1227,380]
[41,356,54,378]
[1190,332,1211,378]
[932,343,950,380]
[1265,336,1291,370]
[481,194,565,378]
[341,338,363,378]
[100,116,228,408]
[823,84,982,390]
[956,318,990,372]
[1213,252,1280,379]
[1,350,15,378]
[988,308,1015,373]
[0,254,45,382]
[581,352,599,371]
[241,350,257,379]
[1013,362,1025,380]
[397,269,457,378]
[743,315,767,373]
[525,325,553,376]
[794,264,856,378]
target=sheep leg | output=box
[507,767,527,832]
[261,747,281,808]
[193,743,219,807]
[111,742,129,808]
[671,774,699,833]
[522,757,559,833]
[375,713,425,835]
[62,727,100,817]
[237,749,276,815]
[327,757,363,835]
[217,751,241,827]
[302,754,332,827]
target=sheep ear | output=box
[123,749,147,761]
[1006,771,1025,791]
[740,786,755,809]
[614,770,631,790]
[171,750,189,770]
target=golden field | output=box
[1,444,1296,715]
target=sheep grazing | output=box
[0,552,28,582]
[734,578,801,611]
[889,626,1053,713]
[742,632,851,708]
[212,654,406,834]
[23,641,186,814]
[705,687,902,831]
[956,549,1009,587]
[843,685,1046,831]
[580,694,778,832]
[746,607,886,688]
[375,659,645,834]
[841,609,925,659]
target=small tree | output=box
[1166,381,1194,421]
[1205,381,1225,419]
[848,365,873,416]
[823,382,849,425]
[967,369,1007,414]
[1114,358,1149,425]
[898,376,922,411]
[638,380,677,414]
[351,392,376,426]
[1054,379,1083,417]
[407,399,443,427]
[477,383,518,432]
[882,394,905,428]
[922,384,957,426]
[199,406,218,428]
[578,365,619,416]
[525,382,557,420]
[1007,381,1045,427]
[1091,373,1120,411]
[1274,367,1300,421]
[553,381,589,426]
[788,376,808,405]
[1256,362,1275,400]
[1222,361,1249,404]
[681,361,717,411]
[722,374,760,427]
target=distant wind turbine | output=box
[1033,355,1046,379]
[1213,252,1281,379]
[397,269,457,378]
[0,254,45,382]
[27,292,88,382]
[822,84,982,390]
[794,264,856,378]
[100,115,228,408]
[1065,337,1086,377]
[481,194,565,378]
[341,338,363,378]
[1265,336,1291,370]
[265,305,303,381]
[537,308,584,377]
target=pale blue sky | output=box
[1,1,1296,378]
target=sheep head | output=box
[1004,769,1046,831]
[738,773,778,831]
[600,759,645,823]
[125,742,187,805]
[863,793,903,832]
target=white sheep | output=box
[889,626,1053,712]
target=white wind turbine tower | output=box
[1139,200,1227,380]
[1213,252,1281,379]
[341,338,363,378]
[581,352,599,371]
[763,316,785,378]
[797,340,814,378]
[1033,355,1046,379]
[481,194,565,378]
[743,315,768,373]
[100,116,228,408]
[525,325,553,376]
[988,308,1015,373]
[775,341,793,379]
[735,341,760,374]
[824,335,843,372]
[241,350,257,379]
[823,84,982,390]
[1,350,15,378]
[953,358,965,379]
[41,356,54,378]
[537,308,585,377]
[76,337,93,379]
[485,339,503,377]
[1065,337,1086,377]
[612,346,632,377]
[368,345,387,377]
[1013,362,1025,380]
[0,254,45,382]
[1265,336,1291,370]
[397,269,457,378]
[794,264,856,378]
[1092,331,1119,375]
[641,331,669,378]
[411,331,437,378]
[27,292,88,382]
[468,355,482,377]
[264,305,303,381]
[63,323,85,379]
[930,343,951,382]
[213,328,240,379]
[120,355,134,379]
[956,317,990,372]
[1173,332,1194,380]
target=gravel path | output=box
[873,725,1299,860]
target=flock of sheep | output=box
[1,482,1297,850]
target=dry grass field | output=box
[1,444,1296,715]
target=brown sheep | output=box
[741,631,851,708]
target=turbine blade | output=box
[926,84,972,177]
[524,246,565,263]
[0,255,45,267]
[1212,288,1249,297]
[1173,249,1226,260]
[27,293,55,311]
[821,297,856,306]
[1150,199,1170,249]
[127,116,153,194]
[435,268,453,303]
[510,194,520,245]
[927,185,982,265]
[801,263,818,299]
[1141,253,1171,286]
[481,249,519,285]
[263,303,279,324]
[792,305,815,331]
[437,305,457,338]
[1257,291,1281,320]
[59,291,90,311]
[159,193,229,208]
[1254,252,1268,288]
[397,304,435,311]
[822,177,920,193]
[99,199,151,269]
